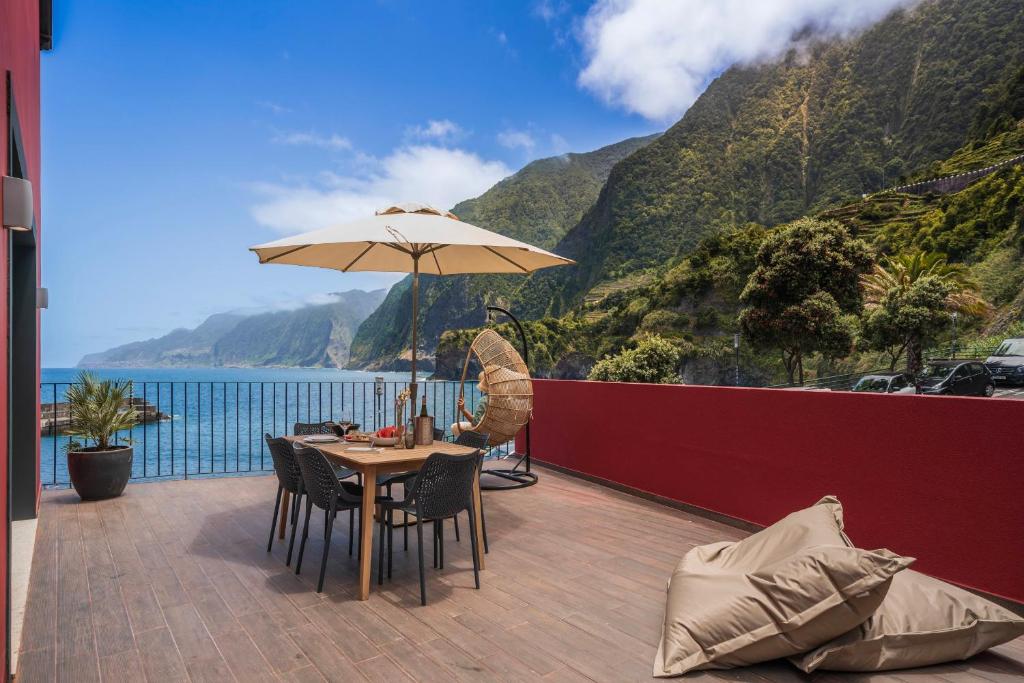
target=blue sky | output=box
[40,0,659,366]
[40,0,909,366]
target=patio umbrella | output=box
[249,202,574,408]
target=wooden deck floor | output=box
[16,467,1024,682]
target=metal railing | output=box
[40,379,503,487]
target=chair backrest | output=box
[407,452,480,520]
[265,434,302,493]
[454,430,490,451]
[458,329,533,446]
[433,427,446,442]
[293,447,343,511]
[294,421,334,436]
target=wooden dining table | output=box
[283,436,484,600]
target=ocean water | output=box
[41,367,483,486]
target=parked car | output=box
[851,372,916,394]
[984,337,1024,386]
[916,360,995,397]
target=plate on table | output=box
[303,435,340,444]
[345,446,381,453]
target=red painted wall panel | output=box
[1,0,43,675]
[528,379,1024,603]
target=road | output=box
[994,386,1024,399]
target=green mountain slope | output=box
[346,134,658,370]
[77,313,245,368]
[515,0,1024,318]
[77,289,385,368]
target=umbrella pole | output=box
[410,254,419,412]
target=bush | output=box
[588,335,682,384]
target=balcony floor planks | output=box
[15,468,1024,683]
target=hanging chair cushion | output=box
[461,330,533,446]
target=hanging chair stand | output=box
[458,306,538,490]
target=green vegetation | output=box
[65,372,138,451]
[512,0,1024,318]
[860,253,989,372]
[79,290,385,368]
[738,219,873,383]
[347,135,658,369]
[380,0,1024,386]
[588,336,682,384]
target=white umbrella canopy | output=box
[250,203,573,275]
[249,202,574,413]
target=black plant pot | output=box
[67,446,133,500]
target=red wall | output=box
[0,0,43,676]
[526,379,1024,604]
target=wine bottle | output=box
[419,394,428,417]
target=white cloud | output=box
[497,129,536,151]
[272,130,352,150]
[550,133,570,155]
[250,145,512,233]
[578,0,915,122]
[406,119,463,141]
[258,100,292,115]
[534,0,569,23]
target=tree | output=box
[860,252,989,373]
[739,218,873,384]
[588,335,682,384]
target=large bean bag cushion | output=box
[653,496,913,677]
[791,569,1024,672]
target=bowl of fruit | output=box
[369,425,399,447]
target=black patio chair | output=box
[293,447,391,593]
[293,421,334,436]
[381,425,453,553]
[377,451,482,605]
[451,430,490,553]
[265,434,306,566]
[293,422,358,482]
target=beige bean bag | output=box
[791,568,1024,672]
[654,496,913,677]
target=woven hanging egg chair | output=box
[458,329,533,446]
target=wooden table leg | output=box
[278,490,290,540]
[472,476,486,570]
[358,465,377,600]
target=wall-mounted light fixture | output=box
[3,175,34,231]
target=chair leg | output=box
[416,512,427,606]
[403,510,409,551]
[387,509,393,579]
[348,508,355,556]
[317,502,335,593]
[433,520,439,569]
[267,485,283,552]
[324,509,330,541]
[454,513,460,542]
[480,496,489,555]
[377,509,387,586]
[467,506,480,589]
[286,492,301,566]
[439,520,445,569]
[295,498,313,575]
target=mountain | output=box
[513,0,1024,318]
[346,134,658,370]
[77,289,386,368]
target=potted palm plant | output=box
[65,371,138,500]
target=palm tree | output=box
[861,252,990,372]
